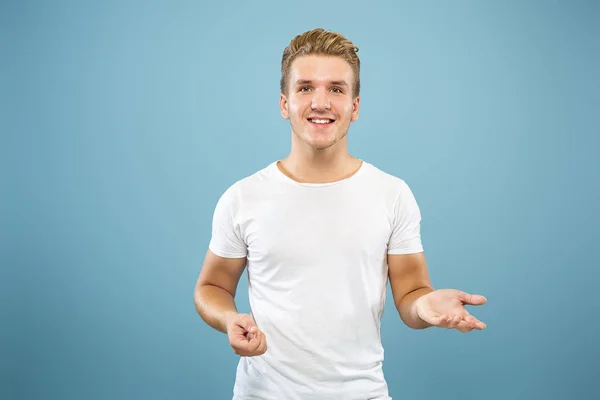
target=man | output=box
[194,28,487,400]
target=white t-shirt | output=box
[209,160,424,400]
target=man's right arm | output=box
[193,249,247,333]
[194,249,268,356]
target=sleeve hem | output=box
[387,247,424,255]
[208,244,247,259]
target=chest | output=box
[239,189,393,274]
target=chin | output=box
[308,138,338,150]
[293,128,341,150]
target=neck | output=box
[278,136,361,184]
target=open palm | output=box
[416,289,487,332]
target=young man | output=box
[194,28,487,400]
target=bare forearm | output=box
[194,284,239,333]
[397,286,434,329]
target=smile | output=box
[307,118,335,124]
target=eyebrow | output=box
[295,79,348,87]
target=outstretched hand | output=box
[415,289,487,332]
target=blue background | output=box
[3,0,599,399]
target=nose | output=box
[311,88,331,111]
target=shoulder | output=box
[360,161,415,198]
[360,162,423,227]
[214,161,279,207]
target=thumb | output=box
[459,292,487,305]
[239,314,258,334]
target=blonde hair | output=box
[280,28,360,97]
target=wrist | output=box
[410,289,434,329]
[411,295,424,321]
[223,311,239,332]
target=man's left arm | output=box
[388,252,435,329]
[388,252,487,332]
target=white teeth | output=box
[309,119,332,124]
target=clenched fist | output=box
[226,313,267,356]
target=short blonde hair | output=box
[280,28,360,97]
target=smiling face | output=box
[280,54,360,151]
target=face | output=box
[280,55,360,151]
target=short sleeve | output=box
[208,184,248,258]
[387,181,424,255]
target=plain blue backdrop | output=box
[3,0,599,399]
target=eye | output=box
[299,86,312,92]
[330,87,343,93]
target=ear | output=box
[351,95,360,122]
[280,93,289,120]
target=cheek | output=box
[336,101,354,118]
[288,103,301,115]
[288,102,308,121]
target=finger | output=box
[439,314,455,328]
[230,325,251,341]
[442,315,453,327]
[449,315,462,329]
[464,315,486,330]
[245,323,258,337]
[245,327,257,341]
[429,313,450,326]
[248,328,262,345]
[230,338,254,355]
[441,315,455,329]
[236,314,257,331]
[241,331,267,356]
[255,332,268,355]
[455,315,465,328]
[240,317,259,340]
[455,319,473,333]
[459,292,487,305]
[232,334,261,355]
